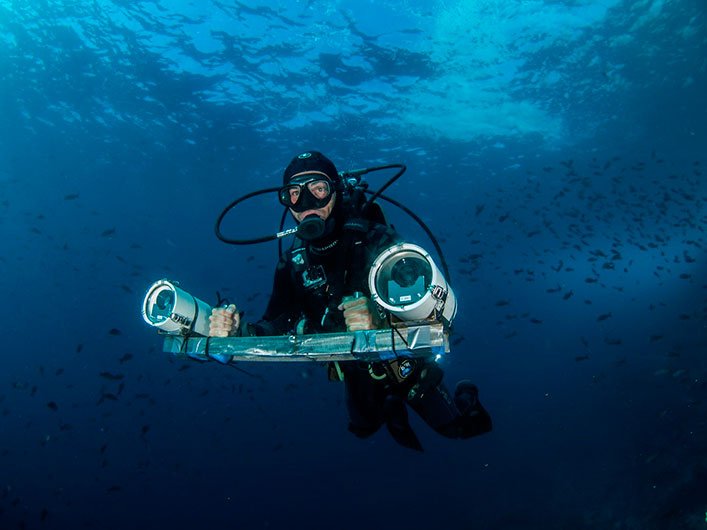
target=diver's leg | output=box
[342,364,385,438]
[383,394,423,451]
[450,380,493,437]
[342,363,424,450]
[407,363,492,439]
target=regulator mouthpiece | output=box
[141,279,213,336]
[297,214,325,240]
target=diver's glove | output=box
[338,294,382,331]
[208,303,241,337]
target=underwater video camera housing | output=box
[369,243,456,326]
[141,278,449,363]
[141,279,213,336]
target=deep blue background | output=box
[1,1,705,529]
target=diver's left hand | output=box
[338,295,381,331]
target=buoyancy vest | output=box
[286,202,399,333]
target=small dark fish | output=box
[76,343,84,353]
[55,368,64,376]
[649,334,663,342]
[107,485,121,493]
[604,337,622,346]
[495,299,510,307]
[63,193,79,200]
[679,273,691,280]
[546,285,562,293]
[597,312,612,321]
[59,423,72,431]
[108,328,122,336]
[41,508,48,521]
[97,393,118,404]
[47,401,58,411]
[575,355,589,362]
[563,290,574,300]
[120,284,133,293]
[119,353,133,364]
[529,318,543,324]
[100,443,108,454]
[141,425,150,436]
[99,371,124,381]
[101,228,116,237]
[585,277,598,283]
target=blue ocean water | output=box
[0,0,705,528]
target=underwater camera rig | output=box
[141,274,451,364]
[141,160,456,363]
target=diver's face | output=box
[290,191,336,222]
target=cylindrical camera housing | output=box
[141,279,213,336]
[369,243,457,325]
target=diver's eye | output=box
[307,180,331,199]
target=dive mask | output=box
[278,173,334,213]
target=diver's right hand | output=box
[208,304,240,337]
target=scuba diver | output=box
[209,151,492,450]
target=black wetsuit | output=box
[246,214,492,450]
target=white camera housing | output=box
[368,243,456,326]
[141,279,213,336]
